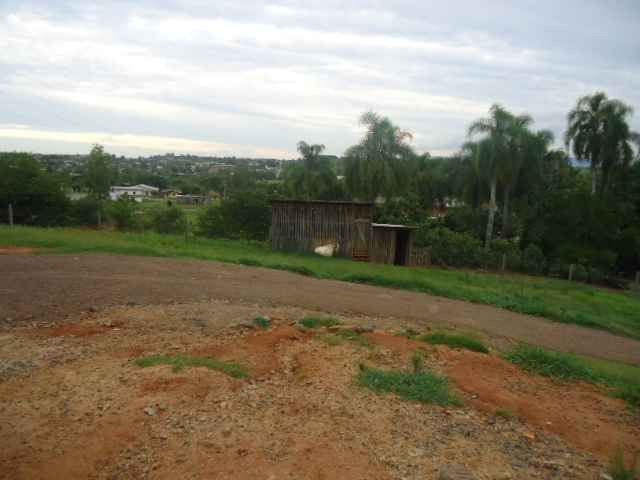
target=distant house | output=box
[109,184,159,202]
[175,194,211,205]
[162,189,183,199]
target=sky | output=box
[1,0,639,159]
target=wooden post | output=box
[501,253,507,272]
[635,271,640,285]
[97,211,102,228]
[568,264,574,282]
[8,203,13,226]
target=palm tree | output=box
[467,104,520,249]
[565,92,635,195]
[284,141,337,200]
[344,111,415,201]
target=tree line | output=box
[1,91,639,282]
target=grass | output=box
[494,408,515,420]
[608,447,638,480]
[135,354,248,378]
[253,316,272,329]
[3,225,640,340]
[357,365,459,406]
[317,330,373,348]
[419,332,489,354]
[505,345,640,408]
[299,316,341,329]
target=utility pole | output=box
[8,203,13,226]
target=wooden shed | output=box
[270,200,415,266]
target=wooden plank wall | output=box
[270,202,373,258]
[370,228,396,264]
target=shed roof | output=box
[271,199,374,207]
[372,223,417,230]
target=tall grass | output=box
[3,226,640,340]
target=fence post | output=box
[97,211,102,228]
[636,271,640,285]
[568,264,574,282]
[501,253,507,272]
[8,203,13,226]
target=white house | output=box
[109,184,159,202]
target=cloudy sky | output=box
[1,1,639,159]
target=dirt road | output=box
[2,254,639,364]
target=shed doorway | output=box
[394,229,410,266]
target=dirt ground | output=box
[0,300,638,480]
[1,254,640,364]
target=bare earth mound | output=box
[1,302,637,479]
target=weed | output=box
[357,365,459,406]
[612,384,640,410]
[299,316,341,329]
[335,329,373,348]
[505,345,596,381]
[411,351,425,373]
[135,354,248,378]
[494,408,514,420]
[317,334,343,346]
[253,316,271,329]
[420,332,489,354]
[608,447,638,480]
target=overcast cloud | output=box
[1,0,639,158]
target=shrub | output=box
[197,205,226,238]
[197,191,271,240]
[68,197,104,227]
[521,244,546,275]
[420,332,489,354]
[150,205,187,234]
[416,226,484,268]
[106,199,139,230]
[572,264,588,282]
[608,447,638,480]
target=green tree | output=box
[86,144,113,198]
[467,104,531,248]
[344,111,415,201]
[283,141,338,200]
[565,92,635,195]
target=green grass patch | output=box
[3,226,640,340]
[494,408,515,420]
[419,332,489,354]
[357,365,459,406]
[335,329,373,348]
[135,354,248,378]
[608,447,638,480]
[505,345,640,408]
[395,328,419,339]
[299,316,341,329]
[252,316,271,329]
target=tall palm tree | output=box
[467,104,518,249]
[565,92,635,195]
[344,111,415,201]
[285,141,336,200]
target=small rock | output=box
[439,464,478,480]
[353,325,375,333]
[600,474,613,480]
[144,406,157,416]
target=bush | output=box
[197,191,271,241]
[149,206,187,234]
[572,263,588,282]
[416,226,484,268]
[68,197,104,227]
[106,199,139,230]
[197,205,225,238]
[521,244,546,275]
[419,332,489,353]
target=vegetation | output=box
[505,345,640,408]
[357,364,459,406]
[299,316,341,329]
[3,226,640,340]
[419,332,489,354]
[135,354,248,378]
[253,316,272,329]
[607,447,638,480]
[494,408,515,420]
[85,145,114,199]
